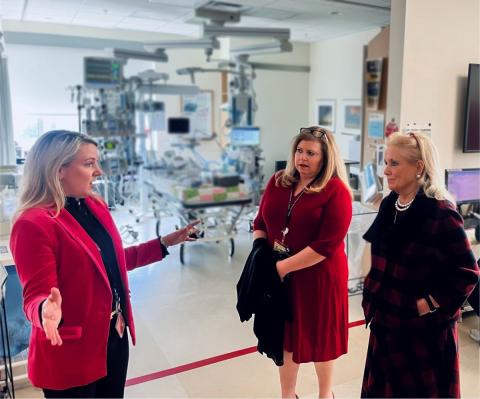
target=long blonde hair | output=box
[277,127,353,198]
[387,132,454,203]
[16,130,98,217]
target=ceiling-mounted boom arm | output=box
[143,38,220,61]
[230,40,293,57]
[203,25,290,41]
[177,66,246,84]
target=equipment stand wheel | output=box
[180,243,185,265]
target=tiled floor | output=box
[15,211,480,398]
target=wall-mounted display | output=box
[367,112,385,139]
[463,63,480,152]
[365,58,383,110]
[315,99,336,132]
[339,99,361,135]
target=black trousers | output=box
[43,316,129,398]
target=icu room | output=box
[0,0,479,398]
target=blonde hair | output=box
[16,130,98,217]
[387,132,454,203]
[277,127,353,198]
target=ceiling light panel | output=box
[23,13,75,24]
[116,17,165,30]
[77,0,137,18]
[130,8,189,21]
[24,0,83,18]
[0,0,23,19]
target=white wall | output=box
[7,44,154,150]
[388,0,480,169]
[308,28,380,160]
[244,43,311,177]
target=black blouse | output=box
[65,197,127,319]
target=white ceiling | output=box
[0,0,391,42]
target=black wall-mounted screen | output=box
[168,117,190,134]
[463,63,480,153]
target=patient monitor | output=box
[230,126,260,146]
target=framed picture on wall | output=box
[315,99,336,132]
[367,112,385,139]
[339,99,361,135]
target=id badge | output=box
[273,239,290,255]
[115,313,126,338]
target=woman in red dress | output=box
[253,127,353,398]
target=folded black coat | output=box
[236,238,291,366]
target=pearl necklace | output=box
[395,196,415,212]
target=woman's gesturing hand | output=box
[162,220,201,247]
[42,287,63,346]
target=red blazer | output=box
[10,197,164,390]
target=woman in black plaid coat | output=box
[361,132,479,398]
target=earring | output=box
[416,174,421,179]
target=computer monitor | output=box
[360,163,381,203]
[84,57,122,89]
[445,168,480,204]
[168,117,190,134]
[230,126,260,146]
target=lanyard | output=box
[281,185,307,242]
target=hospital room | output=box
[0,0,479,398]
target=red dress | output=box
[253,174,352,363]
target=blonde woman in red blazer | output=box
[10,130,198,398]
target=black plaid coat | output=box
[361,190,479,398]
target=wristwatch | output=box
[424,295,438,313]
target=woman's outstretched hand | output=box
[42,287,63,346]
[162,220,201,247]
